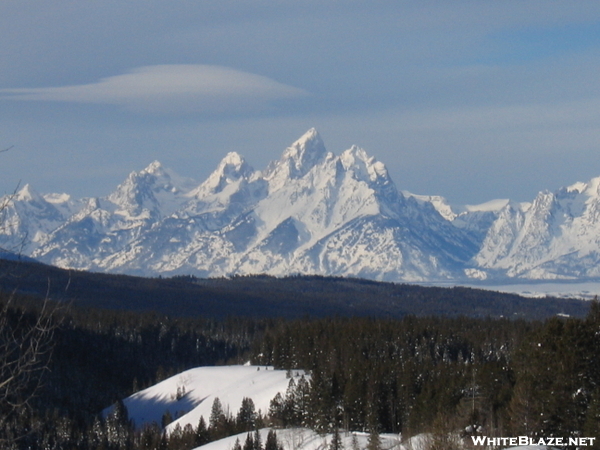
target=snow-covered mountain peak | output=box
[214,152,254,182]
[191,152,256,199]
[105,160,196,221]
[565,176,600,197]
[264,129,328,190]
[220,151,245,168]
[141,160,163,175]
[340,145,390,184]
[15,184,43,203]
[288,127,323,153]
[282,128,326,169]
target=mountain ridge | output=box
[2,128,600,283]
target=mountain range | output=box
[3,128,600,283]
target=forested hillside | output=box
[0,258,589,320]
[1,289,599,449]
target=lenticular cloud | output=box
[0,64,308,114]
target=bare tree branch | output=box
[0,152,61,441]
[0,291,61,441]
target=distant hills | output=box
[0,258,589,320]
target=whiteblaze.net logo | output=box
[471,435,597,447]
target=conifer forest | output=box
[0,281,599,449]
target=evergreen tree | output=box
[254,427,263,450]
[195,416,210,446]
[210,396,229,439]
[244,432,255,450]
[283,378,298,426]
[237,397,257,431]
[296,375,311,427]
[329,427,343,450]
[268,392,285,426]
[265,429,280,450]
[210,397,225,430]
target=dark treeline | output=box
[1,290,600,449]
[0,258,590,320]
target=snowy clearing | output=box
[105,365,307,434]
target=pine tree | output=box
[210,396,230,439]
[283,378,298,426]
[254,427,263,450]
[210,397,225,430]
[268,392,285,426]
[329,427,344,450]
[296,375,311,427]
[244,432,255,450]
[265,429,280,450]
[195,416,210,446]
[237,397,257,431]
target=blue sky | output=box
[1,1,600,205]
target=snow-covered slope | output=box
[105,365,307,433]
[4,128,600,284]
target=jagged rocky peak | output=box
[109,165,159,207]
[192,151,255,198]
[283,127,327,170]
[14,184,45,203]
[340,145,390,184]
[264,128,329,187]
[110,161,166,196]
[215,152,254,179]
[14,184,33,201]
[565,176,600,197]
[105,160,196,219]
[141,160,164,175]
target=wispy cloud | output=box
[0,65,309,114]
